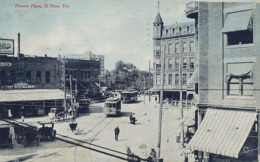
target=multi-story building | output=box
[67,51,105,76]
[64,58,101,98]
[0,54,65,117]
[0,53,101,118]
[185,2,260,162]
[152,12,196,108]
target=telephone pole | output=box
[149,60,151,103]
[143,77,146,104]
[62,57,67,112]
[157,42,165,158]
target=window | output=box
[81,71,83,79]
[88,71,91,79]
[227,31,253,45]
[36,71,41,83]
[175,58,179,69]
[156,74,160,85]
[168,74,172,85]
[228,76,253,96]
[85,71,87,79]
[179,28,182,35]
[190,41,194,52]
[175,43,180,53]
[183,42,188,53]
[190,57,194,69]
[163,74,166,84]
[223,10,253,46]
[156,60,161,69]
[187,26,190,34]
[175,74,179,85]
[156,46,160,55]
[45,71,50,83]
[183,58,187,69]
[168,59,173,69]
[183,74,187,85]
[173,29,175,35]
[10,70,16,83]
[26,71,31,82]
[168,44,172,54]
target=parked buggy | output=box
[37,121,56,141]
[0,124,12,148]
[176,124,196,144]
[14,123,40,147]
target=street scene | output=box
[1,0,260,162]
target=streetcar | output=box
[103,97,121,116]
[120,90,138,103]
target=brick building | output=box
[152,12,196,108]
[64,58,101,98]
[0,53,101,118]
[185,2,260,162]
[0,54,64,117]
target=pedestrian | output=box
[150,148,156,158]
[155,96,157,102]
[8,109,12,118]
[114,126,120,141]
[21,115,24,122]
[129,112,133,122]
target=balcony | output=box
[185,1,198,19]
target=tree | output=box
[102,60,152,91]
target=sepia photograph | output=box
[0,0,260,161]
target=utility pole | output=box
[149,60,151,103]
[62,57,67,112]
[180,35,187,162]
[143,77,146,104]
[157,42,165,158]
[70,74,73,116]
[99,75,101,93]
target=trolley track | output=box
[1,118,147,161]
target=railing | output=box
[185,1,198,17]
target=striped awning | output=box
[223,10,253,33]
[187,109,257,158]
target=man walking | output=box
[114,126,120,141]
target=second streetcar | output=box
[103,97,121,116]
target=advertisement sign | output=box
[0,39,14,55]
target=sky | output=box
[0,0,194,71]
[1,0,227,71]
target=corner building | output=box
[185,2,260,162]
[152,12,196,108]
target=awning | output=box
[223,10,253,33]
[188,66,198,84]
[0,89,71,102]
[148,86,183,92]
[187,109,257,158]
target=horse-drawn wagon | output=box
[37,121,56,141]
[14,123,40,147]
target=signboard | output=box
[0,39,14,55]
[0,62,11,66]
